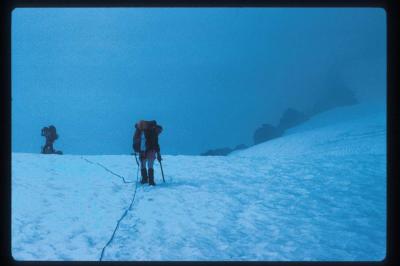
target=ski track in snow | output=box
[12,104,386,261]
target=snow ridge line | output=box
[80,157,140,261]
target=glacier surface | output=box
[12,103,386,261]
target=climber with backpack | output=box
[41,125,63,155]
[133,120,163,186]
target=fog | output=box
[12,8,386,155]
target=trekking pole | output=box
[133,152,140,167]
[159,160,165,183]
[157,152,165,183]
[133,152,140,183]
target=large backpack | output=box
[48,125,58,140]
[144,121,161,136]
[134,120,162,152]
[41,127,49,137]
[144,121,161,151]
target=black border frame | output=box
[1,0,398,266]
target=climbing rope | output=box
[98,157,140,261]
[82,157,135,184]
[80,156,140,261]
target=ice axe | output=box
[157,152,165,183]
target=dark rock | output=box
[233,144,247,151]
[201,147,233,156]
[253,124,283,145]
[312,86,358,115]
[201,143,249,156]
[278,108,309,131]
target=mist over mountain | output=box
[12,8,386,155]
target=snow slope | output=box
[12,103,386,261]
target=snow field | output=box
[12,103,386,261]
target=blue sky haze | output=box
[12,8,386,155]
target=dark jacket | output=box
[133,122,162,153]
[41,125,59,154]
[42,126,58,144]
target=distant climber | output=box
[41,125,63,155]
[133,120,163,186]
